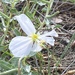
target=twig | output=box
[54,1,75,6]
[35,9,45,18]
[18,57,23,75]
[55,0,74,11]
[33,66,75,70]
[61,60,75,75]
[60,5,75,13]
[60,27,72,35]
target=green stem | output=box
[0,68,18,75]
[22,0,30,13]
[43,45,51,75]
[48,50,50,75]
[60,33,75,59]
[46,11,59,18]
[0,11,9,19]
[1,13,11,45]
[56,33,75,70]
[38,0,54,30]
[41,0,49,4]
[47,48,51,75]
[1,19,10,45]
[34,56,40,75]
[39,59,43,75]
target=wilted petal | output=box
[9,36,33,57]
[41,30,58,37]
[14,14,36,35]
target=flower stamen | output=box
[31,34,39,41]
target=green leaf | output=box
[10,8,18,13]
[0,68,18,75]
[25,65,31,73]
[54,24,61,28]
[69,0,75,3]
[36,52,43,60]
[0,46,6,51]
[0,59,14,70]
[0,36,4,45]
[0,11,9,19]
[9,57,19,67]
[32,71,38,75]
[1,50,13,59]
[37,1,46,6]
[45,19,50,26]
[2,0,12,4]
[2,0,19,4]
[13,28,21,36]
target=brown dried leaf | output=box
[52,17,62,23]
[64,70,75,75]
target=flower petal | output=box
[41,30,58,37]
[31,42,42,52]
[40,36,55,46]
[14,14,36,35]
[9,36,33,57]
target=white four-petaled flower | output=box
[9,14,58,57]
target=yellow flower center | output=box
[31,34,39,41]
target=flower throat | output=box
[31,34,38,41]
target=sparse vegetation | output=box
[0,0,75,75]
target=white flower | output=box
[9,14,58,57]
